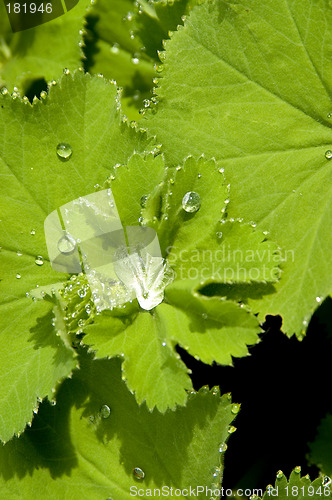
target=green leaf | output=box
[308,414,332,477]
[259,468,332,499]
[0,71,152,440]
[164,279,261,365]
[0,355,237,499]
[145,0,332,338]
[0,0,92,94]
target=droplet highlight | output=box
[182,191,201,213]
[56,143,72,159]
[325,150,332,160]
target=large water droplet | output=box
[182,191,201,213]
[35,256,44,266]
[100,404,111,419]
[133,467,145,480]
[56,143,72,159]
[325,150,332,160]
[57,234,76,254]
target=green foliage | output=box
[145,0,332,338]
[0,354,237,499]
[0,0,330,495]
[308,414,332,476]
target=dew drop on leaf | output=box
[56,143,72,159]
[228,425,237,434]
[57,234,76,254]
[35,256,44,266]
[17,250,22,256]
[276,470,284,479]
[77,288,86,298]
[182,191,201,213]
[30,229,36,235]
[294,466,301,474]
[322,476,332,487]
[133,467,145,480]
[325,150,332,160]
[231,403,240,414]
[219,443,227,453]
[100,404,111,419]
[140,195,148,208]
[16,273,21,279]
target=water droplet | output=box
[78,318,85,328]
[202,312,208,319]
[17,250,22,256]
[57,234,76,254]
[111,43,119,54]
[219,443,228,453]
[276,470,284,479]
[78,288,86,298]
[294,466,301,474]
[328,112,332,118]
[216,232,223,239]
[316,296,322,303]
[30,229,36,235]
[322,476,332,487]
[169,178,175,185]
[63,68,70,75]
[35,256,44,266]
[325,150,332,160]
[40,91,47,99]
[133,467,145,480]
[132,57,139,65]
[231,403,240,414]
[100,404,111,419]
[16,273,21,279]
[140,195,148,208]
[1,87,8,95]
[56,143,72,159]
[182,191,201,213]
[228,425,237,434]
[138,216,143,224]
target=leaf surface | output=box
[145,0,332,337]
[0,355,237,499]
[0,71,152,440]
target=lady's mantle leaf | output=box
[145,0,332,338]
[0,355,237,499]
[84,153,279,411]
[0,71,152,441]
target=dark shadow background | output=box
[178,297,332,492]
